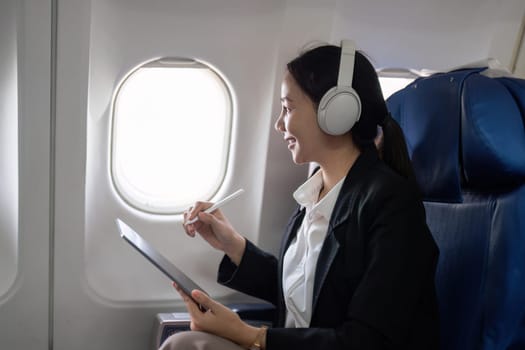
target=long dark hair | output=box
[286,44,417,184]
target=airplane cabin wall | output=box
[0,0,52,349]
[514,13,525,77]
[330,0,525,73]
[84,0,286,304]
[0,0,19,303]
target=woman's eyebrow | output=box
[280,96,293,103]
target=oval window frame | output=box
[110,57,234,215]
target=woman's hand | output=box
[183,202,245,265]
[173,282,260,348]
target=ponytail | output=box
[379,114,418,189]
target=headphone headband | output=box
[337,40,356,87]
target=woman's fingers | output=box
[191,290,215,312]
[186,201,211,223]
[182,211,196,237]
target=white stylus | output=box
[186,189,244,224]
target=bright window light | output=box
[111,59,233,214]
[379,76,415,99]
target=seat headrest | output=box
[462,75,525,188]
[387,68,525,202]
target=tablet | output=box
[116,218,207,305]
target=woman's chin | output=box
[291,153,307,165]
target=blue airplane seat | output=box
[387,68,525,350]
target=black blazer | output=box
[218,148,440,350]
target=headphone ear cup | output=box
[317,87,361,135]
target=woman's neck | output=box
[317,144,360,200]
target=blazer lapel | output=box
[312,229,340,310]
[279,206,305,259]
[311,203,351,311]
[311,147,377,312]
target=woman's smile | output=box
[285,135,297,150]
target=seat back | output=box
[387,68,525,350]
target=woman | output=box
[160,41,440,350]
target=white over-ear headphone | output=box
[317,40,361,135]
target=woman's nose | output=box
[274,112,285,132]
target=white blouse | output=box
[282,170,345,328]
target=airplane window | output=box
[378,76,415,99]
[111,58,233,214]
